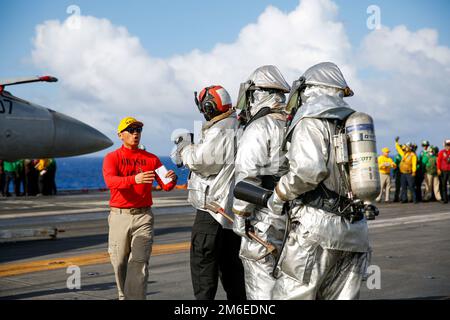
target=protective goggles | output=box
[122,127,143,134]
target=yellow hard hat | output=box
[382,147,390,153]
[117,117,143,133]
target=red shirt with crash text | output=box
[103,146,176,208]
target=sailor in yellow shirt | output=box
[34,159,51,196]
[395,137,418,203]
[35,159,50,172]
[376,148,397,202]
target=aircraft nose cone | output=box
[51,110,113,157]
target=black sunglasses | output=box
[122,127,143,134]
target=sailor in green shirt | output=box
[3,160,21,196]
[423,146,441,201]
[3,161,17,173]
[415,140,430,202]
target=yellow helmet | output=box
[117,117,143,134]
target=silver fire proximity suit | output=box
[232,65,290,300]
[175,107,246,300]
[181,110,238,226]
[268,62,371,300]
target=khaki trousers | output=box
[424,174,441,201]
[108,207,154,300]
[376,173,391,202]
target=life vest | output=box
[399,152,414,174]
[425,157,437,175]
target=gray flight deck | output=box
[0,190,449,300]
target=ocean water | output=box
[55,156,190,191]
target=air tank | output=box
[345,112,380,201]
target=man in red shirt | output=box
[437,140,450,204]
[103,116,177,300]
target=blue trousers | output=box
[401,173,416,203]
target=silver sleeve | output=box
[276,118,330,201]
[180,126,233,177]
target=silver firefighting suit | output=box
[269,63,371,300]
[179,110,238,228]
[232,65,290,300]
[176,110,246,300]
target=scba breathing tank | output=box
[345,112,380,201]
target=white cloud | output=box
[360,26,450,74]
[30,0,450,155]
[169,0,354,94]
[355,25,450,147]
[32,16,200,153]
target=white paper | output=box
[155,165,172,185]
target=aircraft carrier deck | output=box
[0,190,449,300]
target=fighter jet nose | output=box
[50,110,113,157]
